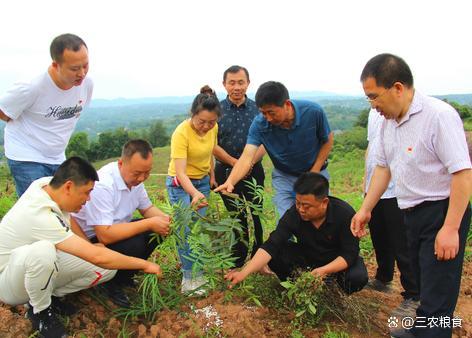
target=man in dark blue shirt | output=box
[215,81,334,219]
[225,172,367,294]
[214,65,266,267]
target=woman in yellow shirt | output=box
[166,86,220,294]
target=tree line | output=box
[66,120,170,162]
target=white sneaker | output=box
[181,275,207,295]
[191,276,207,295]
[181,276,194,293]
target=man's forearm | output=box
[95,219,151,245]
[240,248,272,277]
[310,132,334,172]
[253,145,266,164]
[314,256,348,276]
[362,165,391,212]
[213,145,237,166]
[95,246,149,270]
[141,205,167,218]
[70,216,89,241]
[443,169,472,230]
[226,146,258,186]
[0,109,11,122]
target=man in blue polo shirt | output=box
[215,81,333,219]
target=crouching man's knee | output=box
[336,256,368,295]
[90,268,116,287]
[24,241,58,277]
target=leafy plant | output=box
[281,271,326,327]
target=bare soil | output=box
[1,258,471,338]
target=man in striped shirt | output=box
[351,53,471,338]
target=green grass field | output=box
[0,145,470,259]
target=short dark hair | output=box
[293,172,329,199]
[122,139,153,160]
[360,53,414,88]
[223,65,250,82]
[255,81,290,108]
[49,157,98,188]
[50,33,87,63]
[190,85,221,117]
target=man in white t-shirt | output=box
[73,139,171,307]
[0,157,162,338]
[0,33,93,197]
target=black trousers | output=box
[406,199,471,338]
[369,197,419,299]
[215,161,265,268]
[267,242,368,295]
[91,230,160,286]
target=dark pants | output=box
[215,161,265,268]
[369,197,419,299]
[91,231,161,286]
[268,242,368,295]
[406,199,471,338]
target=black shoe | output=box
[390,328,415,338]
[98,283,131,308]
[27,304,67,338]
[365,278,393,293]
[51,296,77,316]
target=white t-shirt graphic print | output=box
[0,72,93,164]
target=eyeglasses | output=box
[365,87,392,103]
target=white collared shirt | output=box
[73,162,152,239]
[375,91,471,209]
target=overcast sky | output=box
[1,0,471,99]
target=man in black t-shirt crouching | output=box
[225,172,368,294]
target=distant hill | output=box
[1,92,471,149]
[434,94,472,105]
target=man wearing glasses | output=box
[351,53,471,338]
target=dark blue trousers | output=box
[405,199,471,338]
[268,242,368,295]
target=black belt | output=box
[404,199,448,213]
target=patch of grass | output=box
[322,324,350,338]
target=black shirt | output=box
[261,196,359,267]
[218,96,260,159]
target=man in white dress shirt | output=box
[364,109,419,317]
[351,53,471,338]
[0,157,162,338]
[73,139,171,307]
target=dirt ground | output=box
[1,258,471,338]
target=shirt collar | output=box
[397,90,423,126]
[111,162,130,191]
[324,197,335,225]
[290,100,301,129]
[224,95,248,109]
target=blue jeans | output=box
[272,167,329,220]
[7,158,60,197]
[166,175,210,277]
